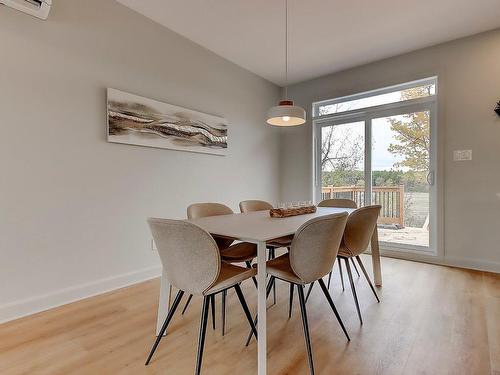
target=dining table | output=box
[155,206,382,375]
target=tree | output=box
[388,85,432,172]
[321,125,364,186]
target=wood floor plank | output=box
[0,256,498,375]
[483,272,500,375]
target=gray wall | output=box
[280,29,500,272]
[0,0,280,322]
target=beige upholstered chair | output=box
[238,199,294,248]
[316,198,361,291]
[185,202,257,335]
[247,213,350,375]
[187,203,257,265]
[337,205,381,325]
[239,199,273,213]
[318,198,358,209]
[145,218,257,375]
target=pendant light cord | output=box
[284,0,288,99]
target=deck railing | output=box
[321,185,405,227]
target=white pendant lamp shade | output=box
[267,100,306,126]
[266,0,305,127]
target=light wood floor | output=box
[1,256,499,375]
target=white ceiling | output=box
[117,0,500,86]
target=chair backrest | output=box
[148,218,221,295]
[342,205,381,256]
[239,200,273,213]
[318,198,358,209]
[187,202,233,218]
[289,212,348,284]
[187,203,234,250]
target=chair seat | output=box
[265,253,304,284]
[204,263,257,295]
[220,241,257,263]
[338,244,354,258]
[267,234,294,248]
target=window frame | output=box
[313,76,437,118]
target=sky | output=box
[372,117,406,170]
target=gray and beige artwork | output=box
[107,88,228,155]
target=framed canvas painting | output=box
[107,88,228,156]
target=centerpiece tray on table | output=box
[269,205,317,218]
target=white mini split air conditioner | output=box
[0,0,51,20]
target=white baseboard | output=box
[0,265,162,325]
[378,249,500,274]
[439,256,500,274]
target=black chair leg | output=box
[145,290,184,365]
[288,283,294,318]
[338,258,345,292]
[234,284,258,340]
[245,276,275,346]
[356,255,380,302]
[210,294,216,330]
[194,296,210,375]
[351,257,360,277]
[345,258,363,325]
[222,289,227,336]
[297,284,315,375]
[181,294,193,315]
[317,278,350,341]
[327,271,332,289]
[245,261,258,288]
[271,249,277,306]
[305,281,314,303]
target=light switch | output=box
[453,150,472,161]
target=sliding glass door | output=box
[313,78,437,254]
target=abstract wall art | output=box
[107,88,228,155]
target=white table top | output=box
[188,206,355,242]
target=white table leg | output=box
[156,267,172,336]
[257,241,267,375]
[370,226,382,287]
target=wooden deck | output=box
[378,226,429,247]
[0,256,498,374]
[322,185,406,227]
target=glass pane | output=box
[318,83,435,116]
[321,122,365,207]
[372,110,430,249]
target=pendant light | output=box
[266,0,306,127]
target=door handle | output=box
[313,133,319,187]
[427,171,435,186]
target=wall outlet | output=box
[151,239,158,252]
[453,150,472,161]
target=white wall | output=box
[280,29,500,273]
[0,0,280,322]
